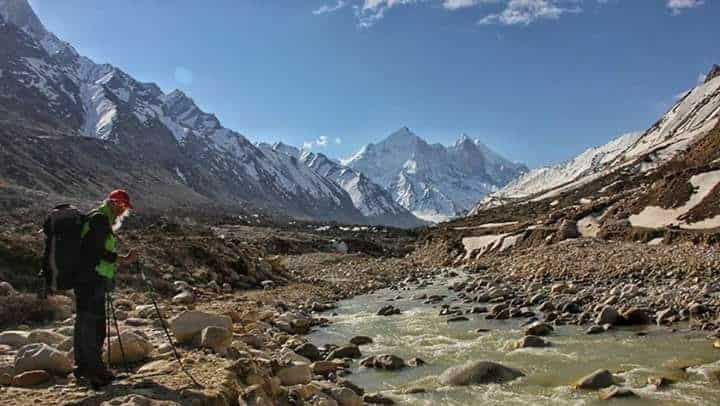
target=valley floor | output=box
[0,218,718,405]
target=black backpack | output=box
[40,204,87,293]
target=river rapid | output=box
[309,272,720,405]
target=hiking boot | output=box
[74,368,113,389]
[96,368,115,381]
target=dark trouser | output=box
[73,282,107,375]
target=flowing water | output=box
[309,273,720,405]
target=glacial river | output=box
[309,273,720,405]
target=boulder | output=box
[439,360,524,386]
[575,369,615,390]
[557,219,580,240]
[598,386,637,400]
[407,357,426,367]
[621,308,650,325]
[276,364,312,386]
[169,310,232,343]
[515,335,550,349]
[377,305,400,316]
[14,343,73,375]
[524,322,553,337]
[329,387,363,406]
[172,291,194,305]
[311,361,340,375]
[596,306,619,326]
[349,336,373,346]
[27,330,66,346]
[294,342,321,361]
[200,326,232,353]
[360,354,405,370]
[0,331,30,347]
[12,370,51,387]
[327,345,361,360]
[104,331,153,364]
[363,393,395,404]
[656,308,677,325]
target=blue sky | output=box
[29,0,718,167]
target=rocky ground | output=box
[0,208,719,404]
[0,209,433,405]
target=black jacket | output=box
[77,209,117,286]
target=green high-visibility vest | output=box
[81,203,117,279]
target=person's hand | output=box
[122,249,138,265]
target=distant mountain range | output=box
[0,0,524,227]
[343,128,528,222]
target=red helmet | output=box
[108,189,133,209]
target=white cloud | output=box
[442,0,479,10]
[313,0,347,15]
[479,0,581,25]
[667,0,704,15]
[313,0,629,28]
[303,135,334,149]
[354,0,425,28]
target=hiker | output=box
[73,189,136,387]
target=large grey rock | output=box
[360,354,406,370]
[439,360,524,386]
[575,369,615,390]
[621,308,650,325]
[103,331,153,364]
[329,387,362,406]
[276,364,312,386]
[515,335,550,349]
[172,291,195,305]
[27,330,66,346]
[199,326,232,353]
[0,331,30,347]
[14,343,73,376]
[524,322,553,337]
[294,342,321,361]
[11,370,51,387]
[169,310,232,343]
[327,345,361,360]
[596,306,619,326]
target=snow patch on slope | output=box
[628,169,720,229]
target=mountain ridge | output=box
[0,0,372,224]
[343,127,528,222]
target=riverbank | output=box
[0,231,718,405]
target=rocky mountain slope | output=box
[297,146,426,228]
[260,142,426,228]
[448,66,720,261]
[343,128,527,223]
[0,0,367,224]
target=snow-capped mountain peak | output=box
[344,128,527,222]
[0,0,73,56]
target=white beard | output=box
[112,210,131,232]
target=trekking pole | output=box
[107,291,130,374]
[106,294,112,368]
[136,261,203,388]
